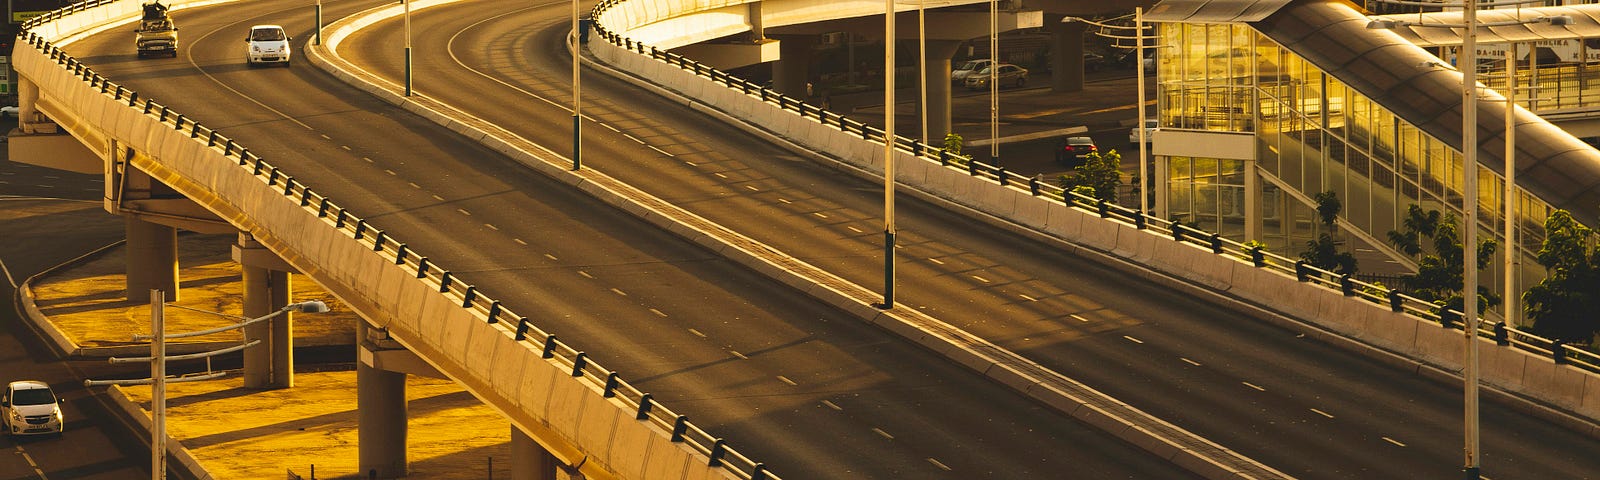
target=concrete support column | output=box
[924,40,962,141]
[1244,159,1262,241]
[1050,20,1087,93]
[17,76,37,128]
[239,235,294,388]
[511,427,558,480]
[124,217,178,303]
[772,35,817,99]
[358,321,408,479]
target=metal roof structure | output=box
[1370,4,1600,47]
[1144,0,1294,23]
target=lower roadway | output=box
[330,0,1600,478]
[59,0,1199,478]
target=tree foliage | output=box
[1522,210,1600,344]
[1386,205,1499,312]
[1058,149,1123,204]
[1299,191,1357,274]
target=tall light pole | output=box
[988,0,998,165]
[1135,7,1149,214]
[313,0,322,46]
[918,0,927,148]
[572,0,582,171]
[403,0,412,96]
[1502,42,1517,331]
[1461,3,1482,478]
[882,0,897,308]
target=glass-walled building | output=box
[1145,16,1572,317]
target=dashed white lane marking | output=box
[385,169,396,175]
[713,172,728,179]
[872,428,894,439]
[927,458,952,471]
[813,212,828,219]
[363,157,374,163]
[1123,335,1143,344]
[432,195,444,201]
[340,145,351,151]
[485,224,498,231]
[578,271,593,279]
[600,123,619,132]
[1383,437,1406,447]
[33,185,53,188]
[730,350,748,360]
[928,258,945,265]
[514,239,529,246]
[821,400,842,411]
[1311,408,1334,419]
[1181,357,1202,366]
[1019,294,1038,302]
[778,198,791,203]
[456,208,471,216]
[1243,382,1265,392]
[847,226,863,233]
[408,182,421,189]
[610,288,627,296]
[777,375,797,386]
[745,185,759,191]
[320,134,331,139]
[540,252,554,259]
[648,145,673,156]
[688,328,706,338]
[684,161,697,166]
[649,308,667,317]
[1070,314,1089,322]
[14,446,46,479]
[622,133,644,144]
[971,275,990,283]
[42,176,59,180]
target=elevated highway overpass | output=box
[9,0,1600,476]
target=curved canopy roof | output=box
[1370,4,1600,47]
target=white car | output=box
[1129,118,1158,145]
[245,25,291,67]
[3,381,63,437]
[950,58,993,84]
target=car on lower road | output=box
[3,381,63,437]
[964,64,1028,90]
[1056,136,1098,166]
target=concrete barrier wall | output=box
[18,5,743,480]
[588,12,1600,423]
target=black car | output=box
[1056,136,1098,165]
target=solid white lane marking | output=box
[777,375,797,386]
[1383,437,1406,447]
[649,308,667,317]
[872,427,894,439]
[847,226,863,233]
[485,224,498,231]
[1243,382,1265,392]
[821,400,842,411]
[610,288,627,296]
[927,458,952,471]
[971,275,990,283]
[601,123,620,132]
[1311,408,1334,419]
[1019,294,1038,302]
[1123,335,1143,343]
[688,328,706,338]
[578,271,593,279]
[457,208,471,216]
[730,350,748,360]
[1181,357,1201,366]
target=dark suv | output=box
[1056,136,1098,166]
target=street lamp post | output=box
[572,0,582,171]
[988,0,998,165]
[1503,43,1517,331]
[403,0,412,97]
[882,0,896,309]
[86,295,329,480]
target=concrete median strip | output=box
[307,5,1293,479]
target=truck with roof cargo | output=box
[135,1,178,58]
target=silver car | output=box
[963,64,1028,90]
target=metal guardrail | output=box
[585,0,1600,376]
[19,7,778,480]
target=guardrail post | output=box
[318,198,331,217]
[1293,260,1309,281]
[670,415,688,441]
[1339,274,1355,296]
[1249,245,1265,267]
[635,393,654,420]
[603,372,619,397]
[752,464,769,480]
[1493,322,1509,346]
[1553,340,1568,364]
[1439,309,1457,329]
[514,318,532,341]
[1028,176,1040,196]
[416,257,430,278]
[541,334,558,357]
[438,271,453,292]
[486,301,501,324]
[353,219,366,239]
[938,150,949,166]
[372,231,387,250]
[570,352,588,376]
[997,167,1008,186]
[1097,199,1110,218]
[395,243,409,264]
[461,286,477,308]
[1388,289,1404,312]
[283,177,295,196]
[968,161,978,176]
[1173,224,1185,243]
[1207,233,1222,254]
[707,439,727,467]
[335,209,347,228]
[1134,212,1147,230]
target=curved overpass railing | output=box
[586,0,1600,382]
[20,2,776,479]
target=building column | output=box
[511,427,558,480]
[1050,20,1087,93]
[17,76,37,127]
[358,321,408,479]
[239,234,294,388]
[1244,159,1262,241]
[772,35,817,99]
[124,217,178,303]
[925,40,962,142]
